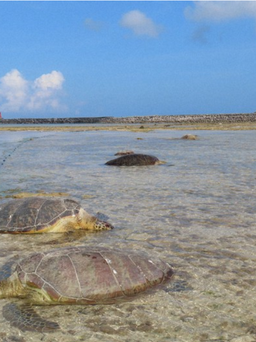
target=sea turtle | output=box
[115,150,134,156]
[105,153,165,166]
[181,134,198,140]
[0,246,173,332]
[0,197,113,234]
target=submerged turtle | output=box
[0,197,113,234]
[105,153,165,166]
[0,246,173,332]
[181,134,198,140]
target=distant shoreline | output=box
[1,113,256,131]
[1,112,256,125]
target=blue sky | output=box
[0,1,256,119]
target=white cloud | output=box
[120,10,162,38]
[0,69,28,112]
[34,71,64,90]
[185,2,256,22]
[28,71,65,111]
[0,69,65,113]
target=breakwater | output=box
[103,113,256,124]
[1,113,256,125]
[0,116,110,125]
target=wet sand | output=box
[1,121,256,132]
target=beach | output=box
[1,0,256,338]
[0,126,256,341]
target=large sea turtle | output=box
[0,246,173,332]
[0,197,113,234]
[105,153,165,166]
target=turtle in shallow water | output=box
[0,246,173,332]
[181,134,198,140]
[105,153,165,166]
[0,197,113,234]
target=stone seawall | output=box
[103,113,256,124]
[0,116,110,125]
[1,113,256,125]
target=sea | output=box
[0,126,256,342]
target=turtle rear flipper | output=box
[0,258,18,281]
[3,303,59,333]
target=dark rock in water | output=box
[114,151,134,156]
[105,153,164,166]
[181,134,198,140]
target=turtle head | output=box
[77,208,113,231]
[93,219,114,231]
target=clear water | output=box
[0,128,256,341]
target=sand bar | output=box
[1,113,256,131]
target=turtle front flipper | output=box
[3,302,60,333]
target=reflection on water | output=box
[0,129,256,341]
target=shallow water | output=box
[0,128,256,341]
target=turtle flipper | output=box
[3,303,59,332]
[0,258,17,281]
[42,230,89,246]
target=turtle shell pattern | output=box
[0,197,81,233]
[105,154,160,166]
[15,246,173,304]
